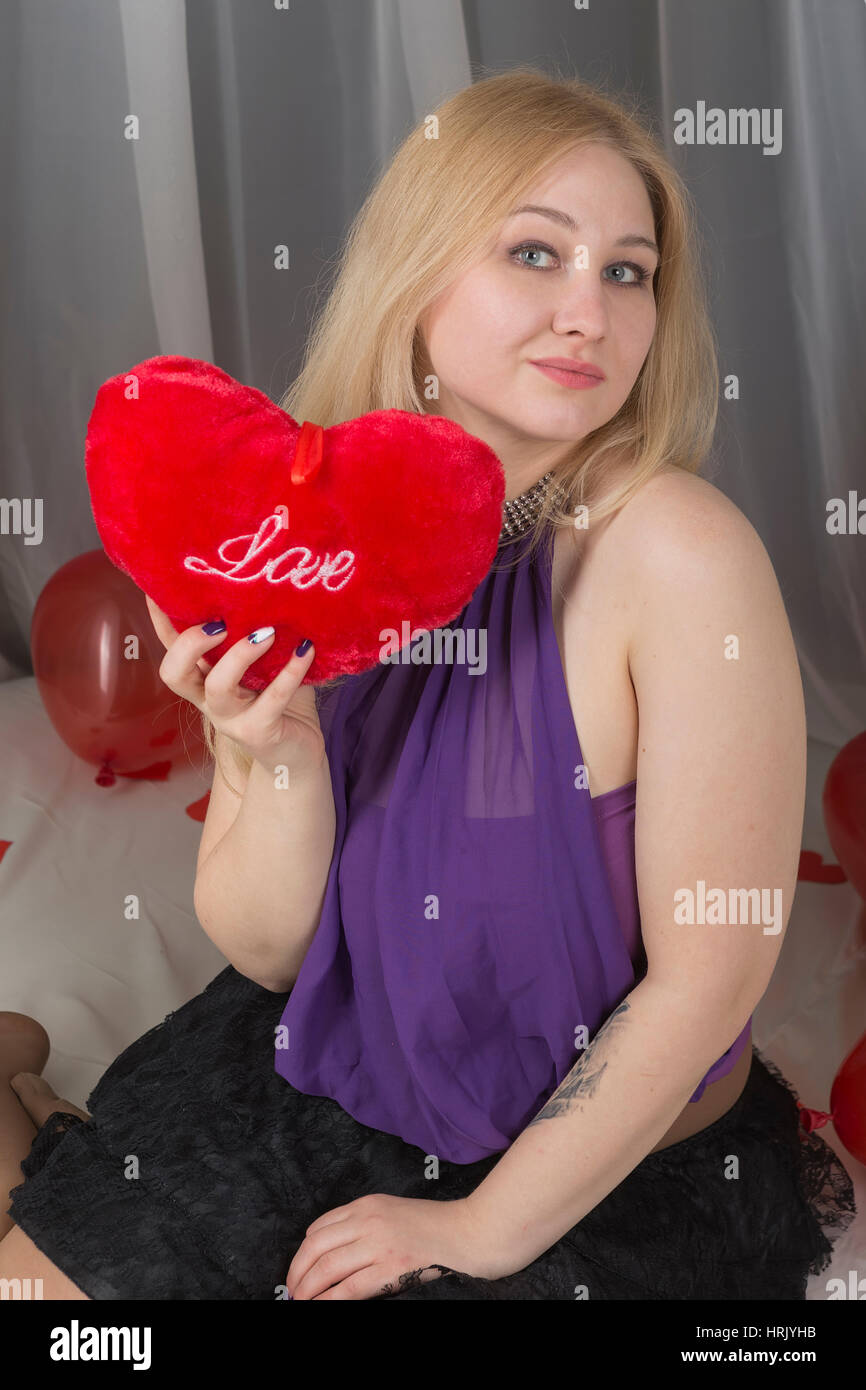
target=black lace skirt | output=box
[6,965,857,1300]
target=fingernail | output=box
[202,620,226,635]
[248,626,275,645]
[295,638,312,656]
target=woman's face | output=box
[418,144,660,493]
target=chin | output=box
[517,412,595,444]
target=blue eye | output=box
[605,262,653,288]
[509,242,559,271]
[508,241,653,287]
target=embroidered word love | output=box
[184,512,356,591]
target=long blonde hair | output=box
[203,65,719,787]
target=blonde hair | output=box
[204,64,719,789]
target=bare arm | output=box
[143,594,337,993]
[464,477,806,1269]
[193,744,336,992]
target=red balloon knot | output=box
[796,1102,832,1132]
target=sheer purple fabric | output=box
[275,525,751,1164]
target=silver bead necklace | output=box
[499,470,556,543]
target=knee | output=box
[0,1014,50,1080]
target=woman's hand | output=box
[144,594,324,778]
[284,1193,525,1300]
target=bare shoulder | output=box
[609,467,788,641]
[560,465,784,641]
[615,466,765,560]
[615,467,805,806]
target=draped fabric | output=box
[275,527,750,1163]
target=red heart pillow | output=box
[85,355,505,689]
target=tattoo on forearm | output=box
[527,1000,632,1128]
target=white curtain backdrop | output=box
[1,0,863,740]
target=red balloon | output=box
[830,1027,866,1166]
[31,550,207,783]
[823,731,866,902]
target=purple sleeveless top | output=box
[274,525,752,1164]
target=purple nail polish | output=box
[295,638,312,656]
[202,620,226,635]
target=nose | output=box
[550,259,609,339]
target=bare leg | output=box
[0,1013,90,1239]
[0,1013,50,1242]
[0,1012,92,1297]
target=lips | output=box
[529,359,605,390]
[530,357,605,380]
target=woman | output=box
[1,67,855,1300]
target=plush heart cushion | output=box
[85,355,505,689]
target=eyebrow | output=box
[509,204,660,260]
